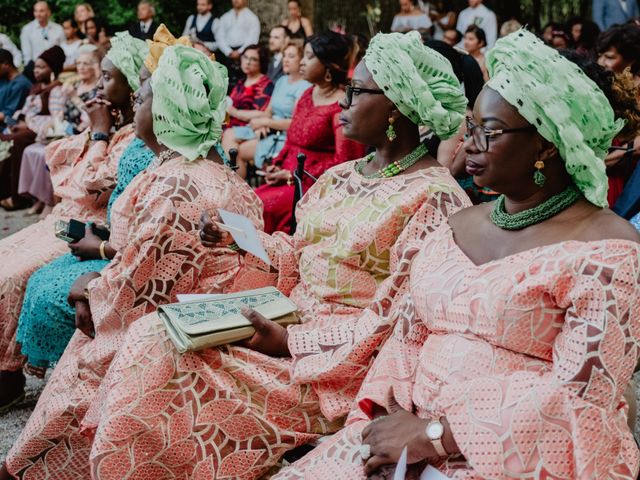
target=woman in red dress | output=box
[255,31,366,233]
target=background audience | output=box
[282,0,313,39]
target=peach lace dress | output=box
[73,162,470,480]
[0,125,135,372]
[274,223,640,479]
[5,156,264,479]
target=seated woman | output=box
[59,32,472,480]
[282,0,313,40]
[255,31,366,234]
[0,32,148,412]
[391,0,432,33]
[221,44,274,158]
[1,44,264,480]
[18,48,101,216]
[234,40,311,179]
[14,24,191,382]
[0,46,65,210]
[274,30,640,480]
[60,18,83,74]
[83,17,110,55]
[463,24,489,82]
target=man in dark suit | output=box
[129,1,159,41]
[267,25,290,83]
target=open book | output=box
[158,287,299,353]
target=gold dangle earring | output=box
[324,70,332,83]
[534,159,546,186]
[386,116,397,142]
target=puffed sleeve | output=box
[439,245,640,479]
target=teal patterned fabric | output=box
[16,138,155,369]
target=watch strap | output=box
[427,418,449,458]
[91,131,110,143]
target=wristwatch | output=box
[90,131,109,143]
[425,417,448,457]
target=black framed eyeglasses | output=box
[345,84,385,108]
[465,116,536,152]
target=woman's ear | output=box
[538,138,558,164]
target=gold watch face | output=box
[427,421,444,440]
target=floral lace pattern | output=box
[275,225,640,479]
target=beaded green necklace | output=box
[490,185,582,230]
[355,143,428,179]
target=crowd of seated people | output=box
[0,2,640,480]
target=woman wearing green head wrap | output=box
[70,31,472,480]
[1,45,265,480]
[273,29,640,480]
[0,32,148,418]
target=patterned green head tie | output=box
[364,31,467,140]
[151,44,228,161]
[486,29,625,207]
[105,31,149,91]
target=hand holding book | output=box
[238,306,290,357]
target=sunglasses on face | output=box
[465,116,536,152]
[344,84,385,108]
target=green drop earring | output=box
[534,160,546,187]
[386,117,397,142]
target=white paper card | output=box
[393,447,408,480]
[419,465,451,480]
[218,209,271,266]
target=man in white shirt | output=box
[456,0,497,49]
[0,34,22,68]
[267,25,290,83]
[129,1,159,41]
[183,0,219,52]
[217,0,260,60]
[20,1,65,66]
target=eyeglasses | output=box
[241,55,260,63]
[465,116,536,152]
[344,84,385,108]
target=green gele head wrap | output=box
[486,29,625,207]
[151,44,228,161]
[364,31,467,140]
[105,31,149,91]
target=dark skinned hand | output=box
[199,209,234,248]
[68,223,104,260]
[74,300,95,338]
[67,271,101,305]
[85,97,115,134]
[361,390,438,477]
[238,307,290,357]
[265,168,291,186]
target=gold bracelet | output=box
[99,240,108,260]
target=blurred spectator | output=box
[551,28,571,49]
[183,0,218,53]
[597,22,640,86]
[235,40,311,178]
[83,18,110,54]
[0,33,22,68]
[456,0,497,48]
[129,1,159,41]
[20,2,65,68]
[391,0,433,33]
[592,0,639,31]
[348,33,369,78]
[74,3,95,35]
[442,27,462,46]
[0,49,32,129]
[567,18,601,58]
[463,24,488,81]
[0,45,65,210]
[499,18,522,37]
[60,18,83,72]
[429,0,457,40]
[221,44,274,156]
[217,0,260,88]
[282,0,313,40]
[541,21,562,45]
[18,48,100,216]
[267,25,291,82]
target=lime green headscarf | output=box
[105,31,148,91]
[486,29,624,207]
[151,44,228,161]
[364,31,467,140]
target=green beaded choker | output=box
[355,143,428,179]
[490,185,582,230]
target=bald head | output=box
[34,1,51,25]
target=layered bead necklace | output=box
[490,185,582,230]
[355,143,428,179]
